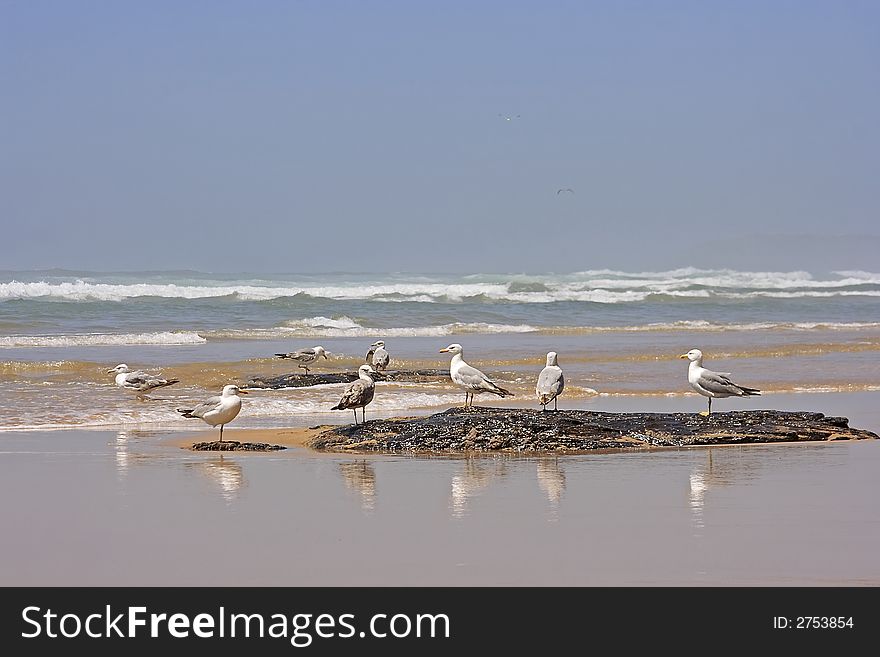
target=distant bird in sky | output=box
[498,113,520,121]
[557,188,574,195]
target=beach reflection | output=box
[450,458,508,518]
[114,430,160,479]
[188,456,245,502]
[338,461,376,511]
[536,458,566,518]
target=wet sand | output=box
[0,391,876,586]
[1,427,878,586]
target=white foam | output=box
[3,269,878,304]
[0,331,207,348]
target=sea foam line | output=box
[0,331,207,348]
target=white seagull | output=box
[439,343,513,408]
[366,340,390,372]
[536,351,565,411]
[177,384,248,442]
[107,363,179,398]
[680,349,761,415]
[274,345,328,373]
[331,364,378,424]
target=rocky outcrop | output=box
[245,369,450,389]
[191,440,287,451]
[308,406,878,453]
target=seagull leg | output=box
[219,424,224,443]
[700,398,711,416]
[554,397,558,411]
[352,408,358,425]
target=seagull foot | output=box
[699,411,710,416]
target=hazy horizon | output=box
[3,2,878,273]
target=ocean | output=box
[1,268,879,432]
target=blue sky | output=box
[2,1,878,272]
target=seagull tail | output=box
[539,393,552,405]
[177,408,196,418]
[738,386,761,396]
[330,403,343,411]
[156,379,179,388]
[490,384,514,397]
[275,353,291,359]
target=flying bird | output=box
[498,113,521,121]
[274,345,328,373]
[680,349,761,415]
[177,384,248,442]
[331,364,378,424]
[556,188,574,195]
[366,340,390,372]
[439,343,514,408]
[536,351,565,411]
[107,363,179,399]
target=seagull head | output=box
[439,343,463,355]
[314,346,329,359]
[546,351,559,366]
[358,364,382,380]
[370,341,385,349]
[108,364,130,374]
[222,384,248,396]
[680,349,703,363]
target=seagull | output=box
[366,340,390,372]
[331,364,378,424]
[680,349,761,415]
[498,113,520,121]
[439,343,514,408]
[274,345,328,373]
[536,351,565,411]
[556,188,574,195]
[177,384,248,442]
[107,363,179,399]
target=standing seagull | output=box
[177,384,248,442]
[107,364,179,399]
[331,365,377,424]
[366,340,390,372]
[536,351,565,411]
[680,349,760,415]
[274,346,328,373]
[439,343,514,408]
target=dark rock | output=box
[191,440,287,452]
[308,406,878,453]
[245,369,450,389]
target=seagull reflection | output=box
[536,458,566,507]
[190,456,244,502]
[115,431,132,478]
[114,430,158,479]
[450,458,508,519]
[338,461,376,511]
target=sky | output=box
[1,0,878,273]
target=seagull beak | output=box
[679,354,689,359]
[439,348,449,353]
[107,368,116,373]
[238,389,249,394]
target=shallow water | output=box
[0,430,877,586]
